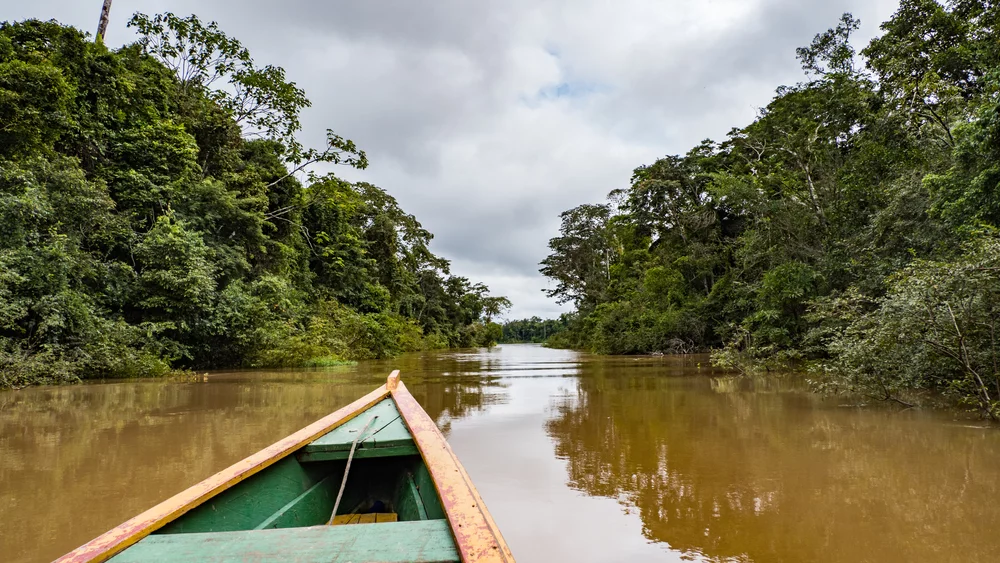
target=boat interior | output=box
[109,397,461,563]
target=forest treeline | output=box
[0,14,509,389]
[541,1,1000,418]
[499,316,569,344]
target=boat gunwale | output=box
[390,375,515,563]
[53,379,393,563]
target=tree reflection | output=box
[370,348,511,428]
[546,365,1000,562]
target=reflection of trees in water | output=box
[376,349,512,429]
[407,377,507,433]
[546,367,1000,563]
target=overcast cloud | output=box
[4,0,901,318]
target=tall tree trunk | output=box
[96,0,113,43]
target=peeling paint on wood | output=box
[391,381,515,562]
[296,444,418,462]
[109,520,459,563]
[386,370,400,390]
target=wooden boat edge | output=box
[391,377,515,563]
[53,377,394,563]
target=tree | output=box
[824,235,1000,419]
[796,13,861,77]
[481,296,512,324]
[127,12,366,174]
[540,204,615,308]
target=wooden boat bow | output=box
[54,371,514,563]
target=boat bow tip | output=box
[387,370,401,391]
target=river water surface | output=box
[2,344,1000,562]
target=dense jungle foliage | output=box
[0,14,509,389]
[541,1,1000,418]
[499,316,569,344]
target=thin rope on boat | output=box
[327,415,379,525]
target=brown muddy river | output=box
[2,344,1000,562]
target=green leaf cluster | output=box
[500,316,569,344]
[0,15,507,387]
[540,2,1000,416]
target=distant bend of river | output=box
[2,344,999,563]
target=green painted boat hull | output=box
[109,397,458,562]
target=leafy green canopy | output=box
[500,316,569,344]
[0,15,508,388]
[540,1,1000,417]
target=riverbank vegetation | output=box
[0,14,508,389]
[540,1,1000,418]
[500,316,569,344]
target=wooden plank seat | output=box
[331,512,398,525]
[108,520,460,563]
[298,398,418,462]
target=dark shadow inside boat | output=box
[155,454,445,533]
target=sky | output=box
[3,0,902,319]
